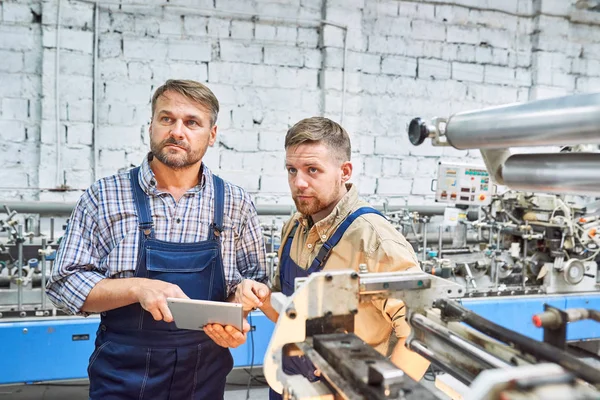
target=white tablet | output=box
[166,298,244,332]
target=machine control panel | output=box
[436,162,493,206]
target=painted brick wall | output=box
[1,0,599,206]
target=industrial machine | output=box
[390,184,600,297]
[264,270,600,399]
[264,93,600,399]
[0,206,61,319]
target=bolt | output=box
[351,272,359,280]
[358,263,368,274]
[325,274,333,281]
[286,307,297,320]
[350,308,358,315]
[22,328,28,334]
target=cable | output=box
[245,312,255,400]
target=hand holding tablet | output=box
[166,297,244,332]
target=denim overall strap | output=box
[307,207,385,274]
[129,166,155,238]
[210,175,225,241]
[278,222,299,296]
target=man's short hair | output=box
[285,117,351,163]
[151,79,219,126]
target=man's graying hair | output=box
[285,117,351,163]
[151,79,219,126]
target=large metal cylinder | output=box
[445,93,600,150]
[502,153,600,195]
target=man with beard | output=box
[237,117,430,399]
[46,79,268,399]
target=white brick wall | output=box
[0,0,599,204]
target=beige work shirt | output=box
[274,184,420,355]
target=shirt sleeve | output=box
[234,192,268,290]
[369,239,420,338]
[45,188,107,315]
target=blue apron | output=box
[88,167,233,400]
[269,207,384,400]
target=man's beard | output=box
[293,196,324,216]
[293,185,341,216]
[150,137,203,170]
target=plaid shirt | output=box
[47,156,267,315]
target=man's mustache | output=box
[161,137,190,151]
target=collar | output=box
[138,152,208,195]
[296,183,358,238]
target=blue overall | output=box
[88,167,233,400]
[269,207,384,400]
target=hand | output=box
[235,279,271,311]
[204,318,251,348]
[131,278,188,323]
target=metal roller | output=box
[502,153,600,195]
[444,93,600,150]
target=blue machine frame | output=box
[461,293,600,342]
[1,294,598,385]
[0,311,275,385]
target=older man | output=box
[47,79,268,399]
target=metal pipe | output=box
[444,92,600,150]
[407,233,480,245]
[438,225,443,258]
[439,248,472,255]
[411,313,510,370]
[17,224,24,312]
[435,299,600,385]
[494,228,501,289]
[26,217,34,244]
[422,221,428,261]
[92,1,99,181]
[0,202,450,217]
[503,153,600,195]
[340,24,348,124]
[522,237,528,288]
[55,0,63,188]
[41,238,47,309]
[408,340,474,385]
[50,218,55,243]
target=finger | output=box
[242,319,251,333]
[211,324,233,346]
[228,330,247,348]
[251,286,267,304]
[244,287,262,307]
[158,299,173,323]
[225,325,246,343]
[149,306,163,321]
[204,325,227,348]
